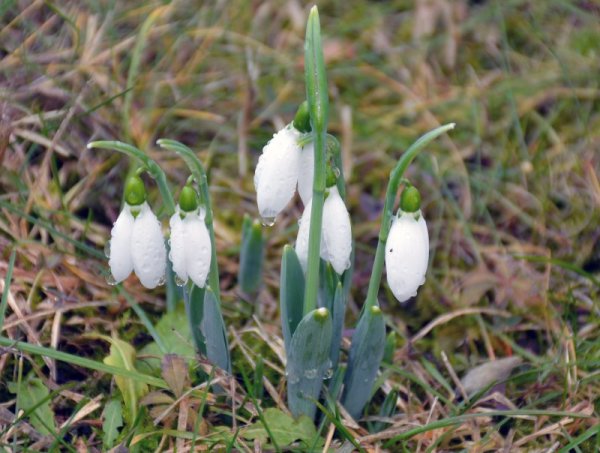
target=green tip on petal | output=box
[400,186,421,213]
[293,101,311,133]
[124,175,146,206]
[325,163,338,188]
[179,185,199,212]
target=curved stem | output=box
[303,7,329,316]
[364,123,456,310]
[87,141,176,214]
[156,139,221,303]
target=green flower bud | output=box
[400,185,421,213]
[124,175,146,206]
[179,185,199,212]
[293,100,311,133]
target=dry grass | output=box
[0,0,599,451]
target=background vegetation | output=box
[0,0,599,450]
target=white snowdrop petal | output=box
[108,205,134,283]
[384,211,429,302]
[131,203,167,289]
[168,210,188,284]
[184,214,211,288]
[254,126,301,218]
[297,142,314,205]
[321,187,352,274]
[295,197,312,273]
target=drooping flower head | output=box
[169,185,211,288]
[254,102,315,220]
[385,186,429,302]
[296,181,352,276]
[108,174,167,289]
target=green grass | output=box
[0,0,599,450]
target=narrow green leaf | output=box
[202,287,231,372]
[239,218,265,294]
[287,308,332,419]
[102,399,123,449]
[0,249,16,331]
[342,306,386,419]
[280,245,306,352]
[8,374,56,435]
[0,336,167,389]
[241,408,317,448]
[303,5,329,316]
[370,390,398,433]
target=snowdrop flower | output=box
[169,186,211,288]
[297,141,314,205]
[108,176,167,289]
[296,185,352,275]
[385,187,429,302]
[254,125,302,220]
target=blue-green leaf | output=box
[280,245,305,352]
[187,284,206,355]
[239,216,265,294]
[329,282,346,367]
[202,287,231,372]
[287,308,332,419]
[342,306,386,419]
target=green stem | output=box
[156,139,221,302]
[87,141,176,214]
[364,123,455,309]
[303,6,329,316]
[0,249,16,331]
[0,336,167,388]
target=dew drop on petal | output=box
[104,241,111,258]
[175,275,187,287]
[106,274,117,286]
[261,216,276,227]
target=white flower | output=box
[297,141,314,205]
[384,210,429,302]
[254,125,302,219]
[169,206,211,287]
[109,202,167,289]
[295,186,352,275]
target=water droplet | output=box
[287,373,300,385]
[106,274,117,286]
[333,166,341,178]
[323,366,334,380]
[175,275,187,286]
[104,241,111,258]
[156,275,166,286]
[261,216,276,227]
[304,368,318,379]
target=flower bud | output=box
[384,210,429,302]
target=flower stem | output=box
[156,139,221,302]
[303,6,329,316]
[87,141,176,215]
[364,123,456,310]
